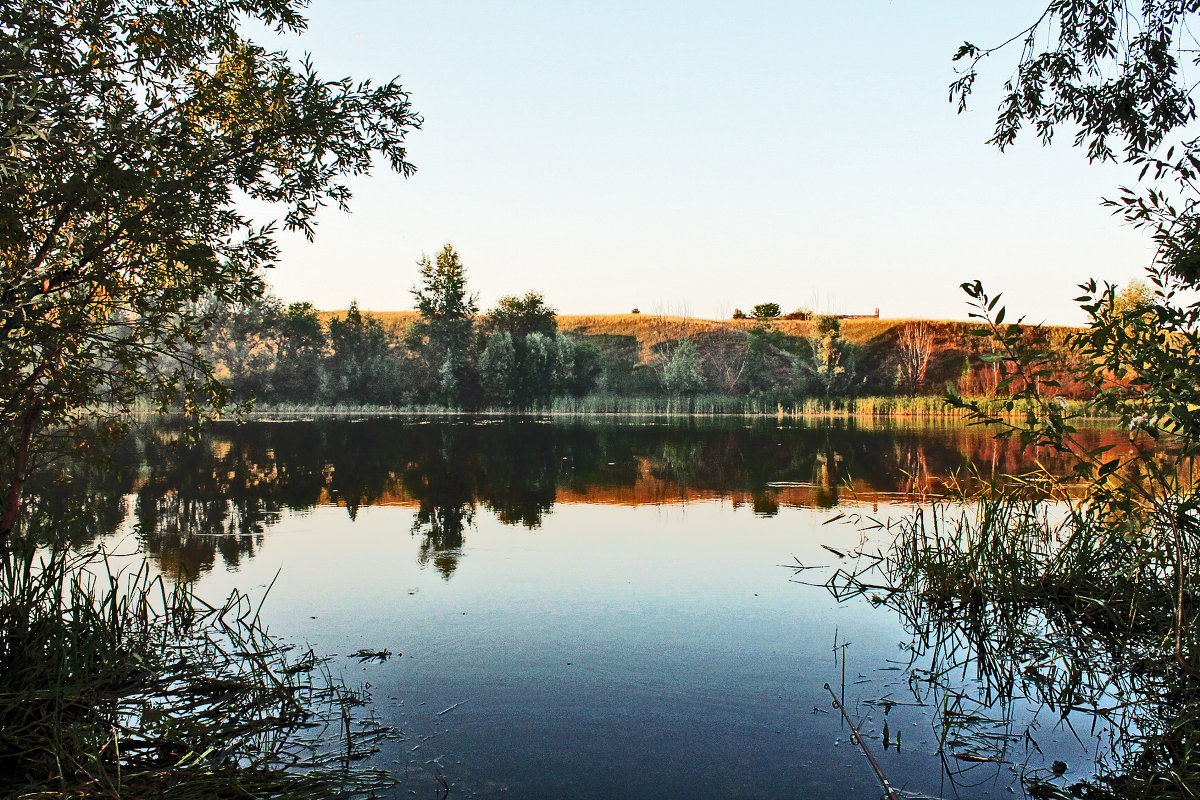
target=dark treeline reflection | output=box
[28,417,1124,579]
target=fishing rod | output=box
[825,682,900,800]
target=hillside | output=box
[316,310,1088,398]
[319,309,1076,347]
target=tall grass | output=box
[810,492,1200,799]
[548,393,1100,418]
[0,534,396,799]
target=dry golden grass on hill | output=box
[316,309,1083,351]
[319,310,999,343]
[317,309,420,329]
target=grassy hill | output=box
[317,310,1088,399]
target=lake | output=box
[47,416,1134,799]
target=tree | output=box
[478,331,517,407]
[662,339,706,396]
[1114,278,1155,314]
[896,322,935,395]
[273,302,329,404]
[804,315,856,399]
[479,292,600,408]
[409,244,478,407]
[564,338,603,397]
[950,2,1200,285]
[484,292,557,341]
[553,334,576,399]
[327,302,401,405]
[741,323,789,397]
[752,302,782,321]
[520,332,559,407]
[201,297,284,403]
[412,244,477,321]
[0,0,421,535]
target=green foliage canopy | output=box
[485,292,557,342]
[409,244,478,407]
[0,0,421,534]
[662,339,706,396]
[479,331,517,407]
[805,315,856,399]
[752,302,781,320]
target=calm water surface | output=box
[55,417,1132,799]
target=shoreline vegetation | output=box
[199,284,1098,418]
[0,535,398,799]
[201,393,1110,419]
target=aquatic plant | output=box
[808,489,1200,798]
[0,533,397,798]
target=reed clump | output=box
[547,393,1098,419]
[818,491,1200,799]
[0,534,396,799]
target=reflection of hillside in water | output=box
[30,418,1132,579]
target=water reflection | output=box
[817,497,1194,799]
[29,416,1127,579]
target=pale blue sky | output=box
[260,1,1156,324]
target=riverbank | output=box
[210,393,1106,420]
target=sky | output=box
[256,1,1159,325]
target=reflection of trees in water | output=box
[23,432,141,550]
[126,430,301,577]
[28,418,1127,578]
[400,425,476,580]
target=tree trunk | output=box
[1,404,41,539]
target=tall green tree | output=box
[408,244,478,407]
[478,331,517,407]
[564,338,602,398]
[327,302,402,405]
[803,316,856,400]
[273,302,329,404]
[480,292,585,407]
[0,0,421,535]
[201,297,284,403]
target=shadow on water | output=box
[26,416,1126,581]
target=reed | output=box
[0,533,396,799]
[811,492,1200,799]
[548,393,1101,419]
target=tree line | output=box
[199,244,1101,410]
[201,244,602,408]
